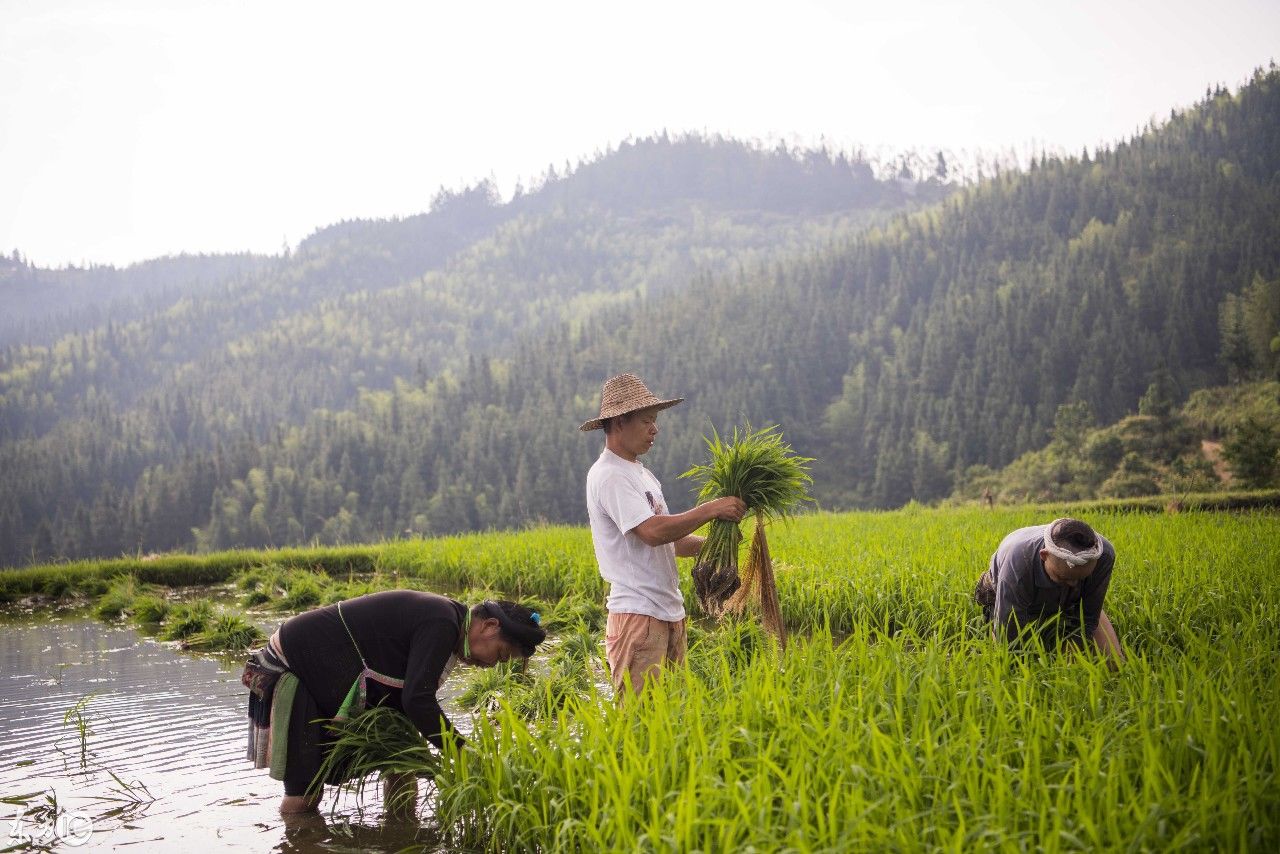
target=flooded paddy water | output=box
[0,605,452,852]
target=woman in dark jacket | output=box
[244,590,546,813]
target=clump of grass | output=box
[271,569,331,611]
[456,662,535,714]
[235,564,277,592]
[322,572,390,604]
[541,591,605,632]
[93,575,141,620]
[39,572,76,599]
[183,613,265,652]
[241,587,272,607]
[546,623,602,669]
[681,425,812,619]
[161,599,215,642]
[454,625,596,721]
[235,565,342,610]
[130,594,170,626]
[235,563,285,606]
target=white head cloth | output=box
[1042,518,1103,566]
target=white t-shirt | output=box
[585,449,684,621]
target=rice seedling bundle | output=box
[312,705,441,812]
[681,425,812,626]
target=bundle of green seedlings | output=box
[681,425,812,633]
[311,705,441,815]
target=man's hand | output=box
[700,496,747,523]
[633,496,747,548]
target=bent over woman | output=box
[243,589,545,813]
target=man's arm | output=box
[674,534,705,558]
[1080,548,1115,639]
[992,555,1035,644]
[631,497,746,548]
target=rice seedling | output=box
[539,590,605,632]
[181,612,265,652]
[129,594,170,626]
[322,572,394,604]
[724,516,786,644]
[456,661,536,715]
[240,587,273,608]
[92,575,141,620]
[58,695,96,771]
[545,623,603,670]
[681,424,813,619]
[160,599,215,642]
[234,564,276,592]
[263,569,330,611]
[38,571,76,599]
[85,768,156,824]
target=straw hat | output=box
[579,373,684,431]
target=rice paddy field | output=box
[2,504,1278,851]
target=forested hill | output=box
[0,253,274,346]
[0,135,934,566]
[3,69,1278,568]
[290,66,1277,538]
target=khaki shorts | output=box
[604,612,687,696]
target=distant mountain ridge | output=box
[0,134,936,565]
[2,69,1278,566]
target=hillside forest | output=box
[2,68,1279,567]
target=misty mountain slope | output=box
[0,137,928,564]
[8,63,1277,565]
[325,67,1280,530]
[0,253,275,346]
[0,136,921,445]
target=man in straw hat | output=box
[974,517,1124,664]
[581,373,746,695]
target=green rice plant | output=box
[241,587,272,607]
[322,572,394,604]
[182,613,265,652]
[160,599,215,642]
[267,569,330,611]
[681,424,813,617]
[511,665,592,720]
[378,526,603,602]
[129,594,170,626]
[430,606,1280,852]
[311,705,440,812]
[545,623,602,670]
[93,575,141,620]
[540,590,605,632]
[59,695,96,771]
[235,563,286,607]
[456,583,505,607]
[38,571,76,599]
[455,661,536,714]
[1,543,388,602]
[234,564,275,592]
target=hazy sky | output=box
[2,0,1277,268]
